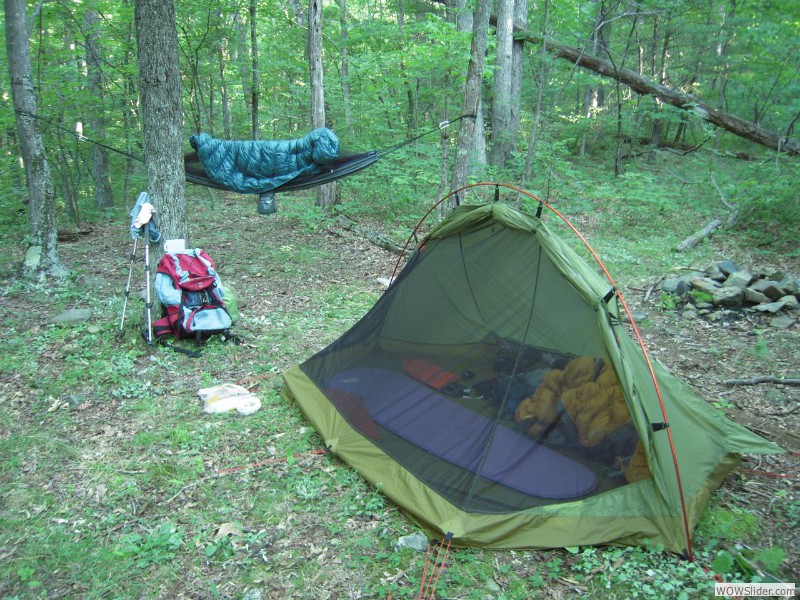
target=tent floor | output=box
[303,336,644,513]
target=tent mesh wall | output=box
[299,214,643,514]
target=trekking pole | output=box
[143,224,153,343]
[119,236,139,333]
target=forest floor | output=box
[0,188,798,599]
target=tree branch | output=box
[724,376,800,386]
[710,173,740,226]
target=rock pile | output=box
[661,260,799,329]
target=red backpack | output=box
[152,249,233,343]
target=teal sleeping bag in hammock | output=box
[189,128,340,194]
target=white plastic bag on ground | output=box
[198,383,261,415]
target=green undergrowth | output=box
[1,162,797,598]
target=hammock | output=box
[184,117,472,195]
[18,110,471,196]
[184,145,380,194]
[186,128,372,195]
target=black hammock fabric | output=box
[185,128,380,195]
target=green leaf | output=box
[754,547,785,572]
[711,551,735,574]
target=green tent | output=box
[283,196,780,555]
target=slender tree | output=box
[216,8,232,139]
[5,0,67,279]
[435,0,460,211]
[578,0,613,157]
[234,12,253,129]
[120,0,140,204]
[510,0,527,162]
[451,0,486,170]
[451,0,491,193]
[522,0,550,183]
[250,0,260,139]
[289,0,305,26]
[53,21,80,220]
[489,0,515,166]
[338,0,354,138]
[713,0,736,151]
[650,21,671,152]
[309,0,336,210]
[84,7,114,209]
[134,0,187,241]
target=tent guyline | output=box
[284,186,781,556]
[418,534,452,600]
[17,109,474,197]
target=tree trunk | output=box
[607,13,638,176]
[182,28,202,133]
[435,95,451,218]
[513,31,800,155]
[216,11,232,140]
[309,0,336,210]
[134,0,187,242]
[474,101,488,168]
[55,23,83,214]
[84,8,114,209]
[250,0,260,140]
[396,0,413,133]
[451,0,491,194]
[510,0,527,155]
[437,0,458,216]
[522,0,549,184]
[454,0,472,32]
[5,0,67,279]
[489,0,515,166]
[289,0,305,25]
[338,0,354,138]
[234,12,253,125]
[451,0,486,171]
[579,1,611,157]
[650,20,671,154]
[487,0,526,166]
[57,149,80,224]
[675,219,722,251]
[334,215,403,254]
[713,0,736,152]
[121,5,138,205]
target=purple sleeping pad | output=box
[325,368,598,500]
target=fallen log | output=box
[512,31,800,156]
[724,376,800,386]
[334,215,405,255]
[675,172,741,251]
[676,219,723,251]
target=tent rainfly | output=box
[283,189,781,555]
